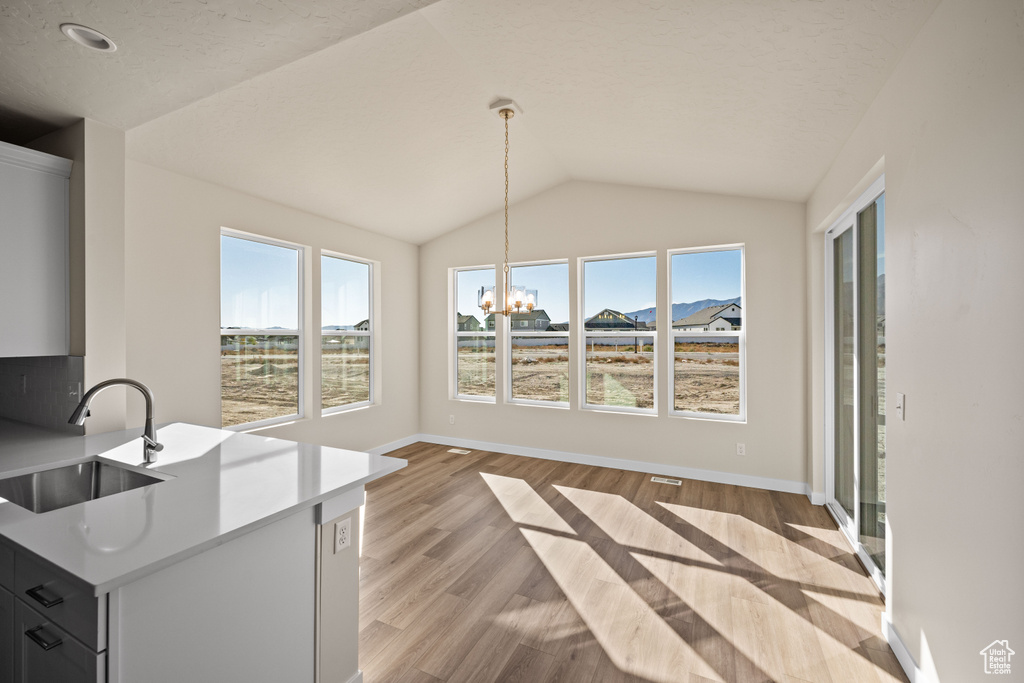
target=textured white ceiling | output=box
[127,10,569,245]
[3,0,940,244]
[0,0,439,140]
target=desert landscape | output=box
[221,335,369,426]
[672,340,740,414]
[222,338,742,426]
[457,340,741,414]
[221,337,299,427]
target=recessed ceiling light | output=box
[60,23,117,53]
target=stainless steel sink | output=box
[0,458,169,514]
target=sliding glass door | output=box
[826,179,886,591]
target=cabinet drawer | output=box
[14,553,104,652]
[14,600,104,683]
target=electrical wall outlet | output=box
[736,443,746,456]
[449,414,455,425]
[334,517,351,554]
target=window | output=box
[453,267,496,399]
[322,253,372,412]
[669,246,745,420]
[220,232,302,428]
[509,262,569,405]
[581,254,656,412]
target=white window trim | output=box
[505,259,570,408]
[667,244,747,423]
[321,250,375,415]
[452,265,497,403]
[220,228,305,431]
[578,251,658,415]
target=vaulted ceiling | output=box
[1,0,939,244]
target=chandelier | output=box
[479,99,534,318]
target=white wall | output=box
[806,0,1024,679]
[420,180,807,487]
[124,161,419,452]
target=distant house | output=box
[484,309,552,331]
[673,304,742,331]
[354,319,370,331]
[585,309,644,330]
[547,322,569,332]
[457,314,482,332]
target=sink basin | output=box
[0,458,169,514]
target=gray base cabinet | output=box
[1,488,364,682]
[1,587,13,683]
[1,541,102,683]
[13,601,103,683]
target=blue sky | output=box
[322,255,369,327]
[221,235,298,329]
[671,249,742,305]
[456,268,496,323]
[456,251,745,324]
[222,235,748,330]
[221,237,372,329]
[583,256,657,318]
[512,263,568,322]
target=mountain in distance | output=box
[623,297,741,324]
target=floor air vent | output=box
[651,476,682,486]
[447,448,472,455]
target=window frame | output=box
[667,243,746,422]
[578,251,659,415]
[219,228,305,431]
[452,265,497,403]
[506,258,570,409]
[320,250,374,416]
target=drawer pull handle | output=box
[26,584,64,608]
[25,626,63,651]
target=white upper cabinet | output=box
[0,141,72,357]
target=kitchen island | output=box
[0,420,404,682]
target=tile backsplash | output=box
[0,356,85,434]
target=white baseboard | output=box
[366,433,422,457]
[806,489,826,506]
[883,615,928,683]
[399,433,812,498]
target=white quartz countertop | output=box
[0,421,405,594]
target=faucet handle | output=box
[142,434,164,452]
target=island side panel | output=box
[109,509,316,683]
[317,505,361,683]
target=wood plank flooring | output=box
[359,443,907,683]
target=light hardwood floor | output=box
[359,443,907,683]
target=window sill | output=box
[453,394,497,404]
[579,404,657,416]
[669,410,746,423]
[322,401,374,417]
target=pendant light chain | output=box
[503,111,511,315]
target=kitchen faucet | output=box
[69,378,164,464]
